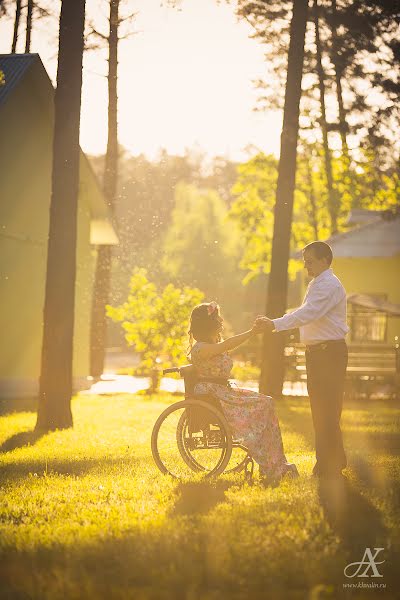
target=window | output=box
[350,306,387,342]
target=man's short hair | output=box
[302,241,333,265]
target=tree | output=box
[36,0,86,431]
[324,0,400,158]
[89,0,137,377]
[228,148,327,280]
[107,268,204,392]
[298,143,320,240]
[313,0,339,234]
[228,149,340,283]
[228,153,277,282]
[161,183,243,325]
[259,0,309,397]
[237,0,399,234]
[229,144,397,281]
[5,0,52,52]
[328,0,350,164]
[87,149,240,347]
[236,0,343,237]
[11,0,21,52]
[25,0,33,52]
[89,0,120,378]
[111,150,197,311]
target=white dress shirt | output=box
[272,268,349,345]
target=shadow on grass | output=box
[171,479,236,516]
[279,398,394,556]
[317,477,388,553]
[345,429,400,453]
[0,429,45,453]
[349,452,400,515]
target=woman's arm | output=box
[194,320,263,360]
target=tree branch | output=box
[118,10,138,26]
[119,29,142,41]
[87,22,109,43]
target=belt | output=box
[305,339,346,353]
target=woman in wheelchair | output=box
[188,301,299,484]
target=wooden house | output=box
[0,54,118,398]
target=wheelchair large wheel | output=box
[151,399,232,479]
[176,411,250,475]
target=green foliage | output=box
[229,153,276,282]
[88,151,239,346]
[161,183,244,326]
[91,149,238,289]
[350,147,400,211]
[228,147,399,285]
[162,183,239,287]
[296,145,332,237]
[228,152,321,282]
[106,268,203,375]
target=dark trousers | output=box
[306,340,348,476]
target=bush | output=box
[107,268,204,391]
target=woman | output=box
[188,301,299,485]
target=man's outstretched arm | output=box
[261,283,344,332]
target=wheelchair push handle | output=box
[163,367,181,375]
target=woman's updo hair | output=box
[188,301,223,351]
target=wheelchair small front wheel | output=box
[151,399,233,479]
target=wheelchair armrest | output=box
[162,365,196,378]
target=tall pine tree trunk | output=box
[330,0,350,162]
[259,0,308,397]
[25,0,33,53]
[305,147,319,240]
[11,0,22,52]
[329,0,354,210]
[314,0,338,234]
[90,0,119,377]
[334,66,349,159]
[36,0,86,432]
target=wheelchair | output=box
[151,365,255,480]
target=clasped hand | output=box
[251,315,275,334]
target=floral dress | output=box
[190,342,294,478]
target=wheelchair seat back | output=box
[180,364,197,395]
[178,365,223,433]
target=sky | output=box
[0,0,283,161]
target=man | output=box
[261,241,349,480]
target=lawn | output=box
[0,393,399,600]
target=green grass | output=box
[0,393,399,600]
